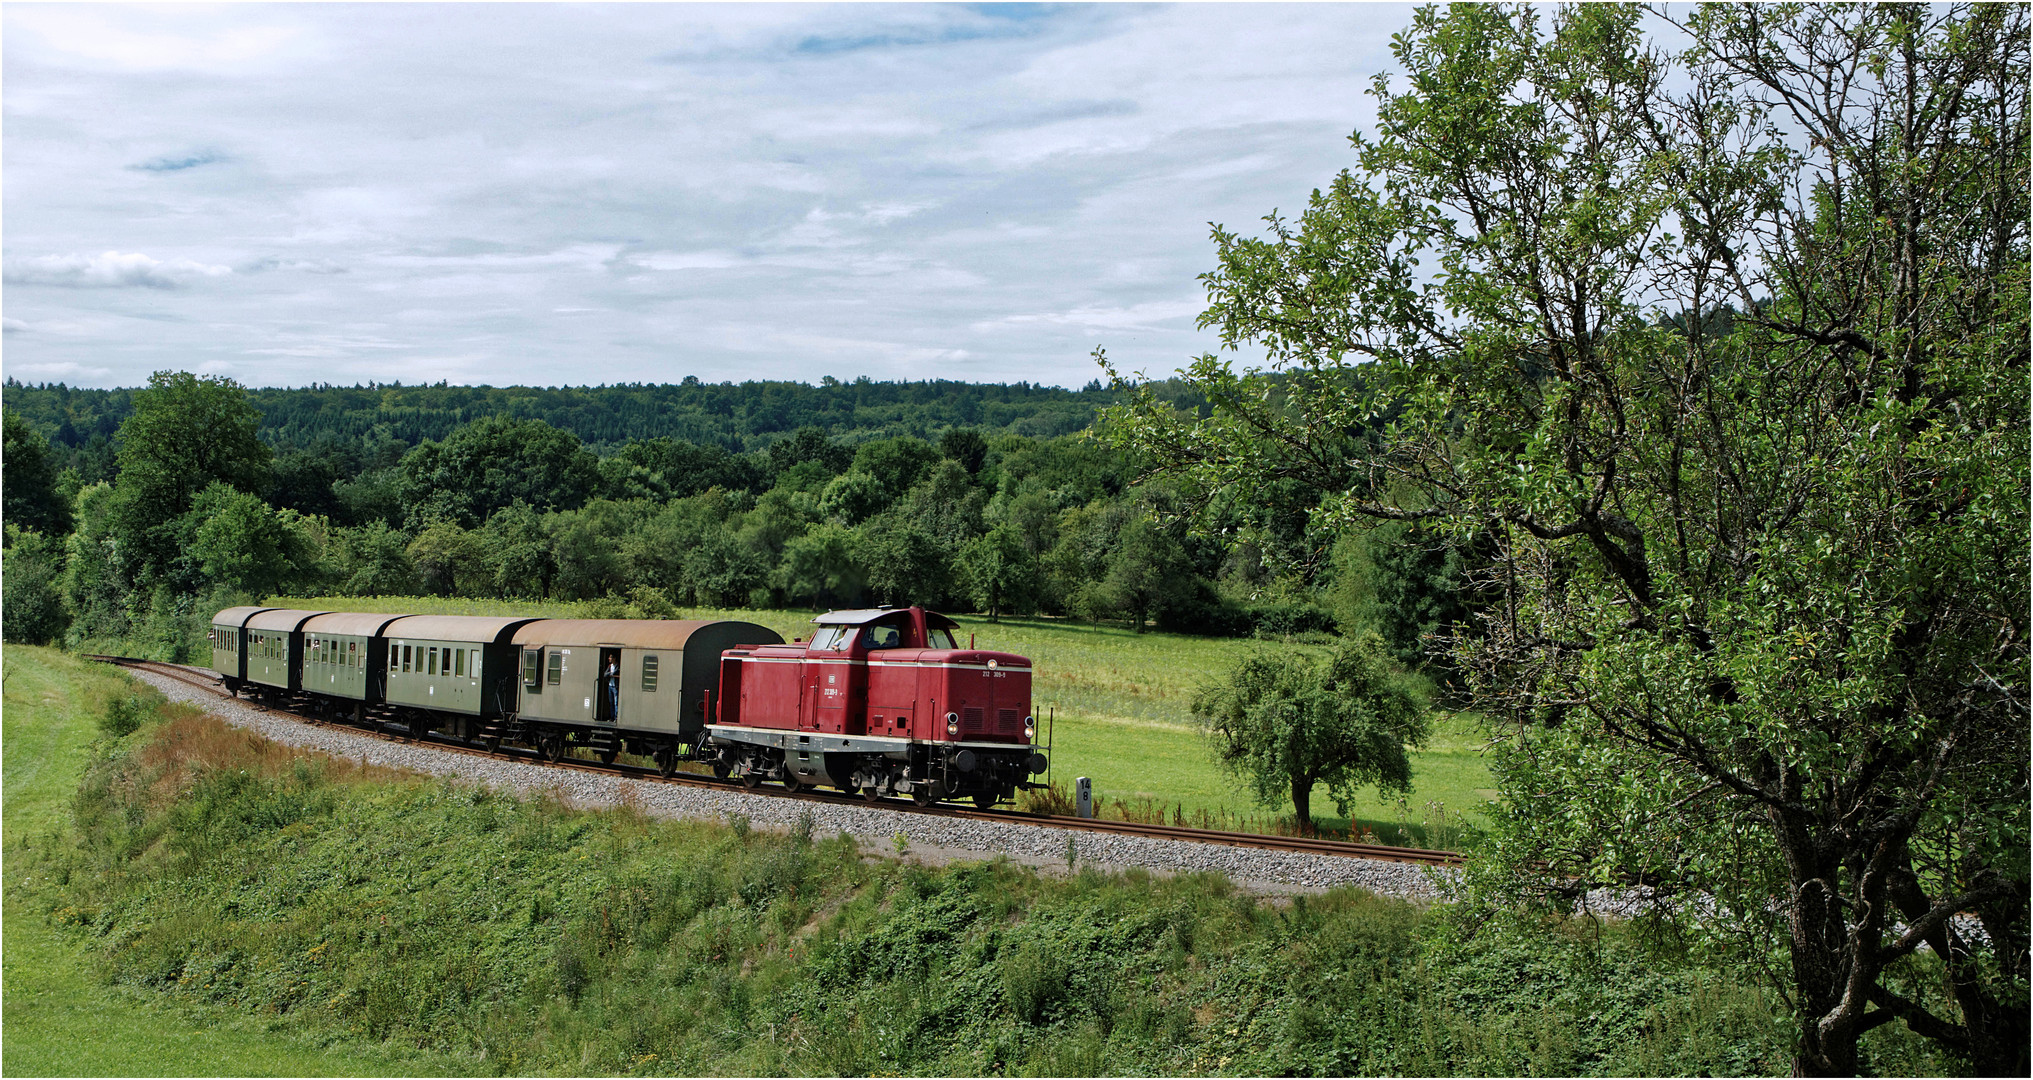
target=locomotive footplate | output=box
[703,724,1046,800]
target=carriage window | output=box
[641,654,659,692]
[523,648,541,688]
[455,648,466,677]
[402,645,412,672]
[547,650,563,685]
[428,648,438,676]
[349,641,359,669]
[391,647,400,671]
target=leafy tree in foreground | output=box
[1105,4,2028,1074]
[1193,633,1428,831]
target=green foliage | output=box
[1107,4,2030,1072]
[182,482,319,598]
[113,371,270,522]
[398,415,600,528]
[3,408,72,535]
[34,707,1954,1077]
[3,525,71,645]
[958,523,1040,621]
[1196,633,1430,828]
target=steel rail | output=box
[87,655,1464,867]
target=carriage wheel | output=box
[539,733,565,763]
[911,788,935,807]
[974,792,999,810]
[598,744,619,766]
[656,748,679,779]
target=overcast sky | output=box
[4,3,1411,391]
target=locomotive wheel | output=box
[974,792,998,810]
[712,761,732,780]
[739,771,762,790]
[782,775,806,793]
[861,785,882,804]
[911,788,935,807]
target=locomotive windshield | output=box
[927,628,956,649]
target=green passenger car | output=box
[208,605,276,687]
[300,612,410,707]
[381,615,542,719]
[243,609,332,694]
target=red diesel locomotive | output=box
[707,606,1047,807]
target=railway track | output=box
[88,655,1464,868]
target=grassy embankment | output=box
[3,645,465,1076]
[273,596,1490,847]
[14,641,1884,1076]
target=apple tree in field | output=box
[1103,5,2027,1075]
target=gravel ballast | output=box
[125,667,1453,900]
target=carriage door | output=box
[596,647,621,723]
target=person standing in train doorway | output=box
[603,655,620,721]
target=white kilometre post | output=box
[1075,776,1093,819]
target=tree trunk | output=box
[1291,774,1313,836]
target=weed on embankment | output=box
[18,696,1943,1078]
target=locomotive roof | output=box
[812,607,960,629]
[301,611,413,636]
[244,608,333,631]
[382,614,543,644]
[211,606,277,627]
[511,619,782,650]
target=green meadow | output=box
[2,645,466,1076]
[274,597,1493,846]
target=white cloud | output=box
[976,299,1203,333]
[8,361,115,380]
[4,251,233,289]
[1,3,1411,388]
[7,7,312,73]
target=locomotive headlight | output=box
[945,711,959,736]
[1023,715,1036,740]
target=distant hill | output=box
[2,376,1133,453]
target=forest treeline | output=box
[1,375,1122,488]
[2,372,1463,663]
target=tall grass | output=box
[24,694,1959,1076]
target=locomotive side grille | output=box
[997,708,1021,736]
[962,706,985,733]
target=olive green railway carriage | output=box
[298,611,410,716]
[242,609,333,697]
[380,615,542,738]
[208,605,277,686]
[510,619,782,768]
